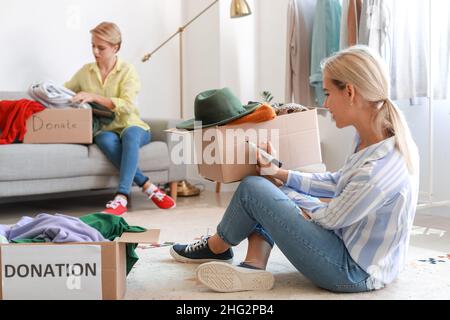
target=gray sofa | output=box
[0,92,186,201]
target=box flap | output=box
[116,229,160,244]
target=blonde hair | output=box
[322,45,418,174]
[90,22,122,51]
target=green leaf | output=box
[261,91,273,103]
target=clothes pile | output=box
[0,99,45,144]
[0,213,146,274]
[270,102,310,116]
[176,87,309,130]
[28,81,91,109]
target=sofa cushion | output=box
[0,91,32,100]
[1,141,171,182]
[0,144,90,180]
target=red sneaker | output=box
[148,188,176,209]
[102,198,128,215]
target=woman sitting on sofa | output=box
[65,21,175,214]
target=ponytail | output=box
[376,99,419,175]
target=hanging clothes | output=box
[0,99,45,144]
[358,0,391,59]
[340,0,350,49]
[285,0,317,107]
[387,0,429,101]
[432,0,450,100]
[310,0,342,107]
[340,0,362,49]
[347,0,362,47]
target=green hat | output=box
[176,88,260,130]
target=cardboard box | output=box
[0,229,159,300]
[168,109,322,183]
[23,108,93,144]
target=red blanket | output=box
[0,99,45,144]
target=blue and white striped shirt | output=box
[284,135,419,289]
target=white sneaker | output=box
[196,261,274,293]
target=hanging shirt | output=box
[359,0,391,59]
[387,0,429,100]
[340,0,350,49]
[310,0,342,107]
[65,58,150,136]
[285,0,316,107]
[284,135,419,290]
[347,0,362,47]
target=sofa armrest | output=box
[141,118,180,143]
[142,118,186,182]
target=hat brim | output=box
[176,103,261,130]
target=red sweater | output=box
[0,99,45,144]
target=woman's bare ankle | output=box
[142,181,150,192]
[207,234,231,254]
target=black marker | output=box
[246,141,283,168]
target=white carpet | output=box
[123,208,450,300]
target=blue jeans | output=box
[94,126,151,196]
[217,176,372,293]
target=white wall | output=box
[255,0,289,104]
[182,0,221,120]
[183,0,259,191]
[254,0,354,172]
[3,1,447,198]
[181,0,352,190]
[0,0,182,119]
[181,0,220,190]
[219,0,257,102]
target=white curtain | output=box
[357,0,450,101]
[388,0,430,101]
[432,0,450,100]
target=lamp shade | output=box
[230,0,252,18]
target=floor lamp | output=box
[142,0,252,119]
[142,0,252,197]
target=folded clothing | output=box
[28,81,91,109]
[90,102,115,136]
[273,103,309,116]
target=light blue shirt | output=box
[310,0,342,106]
[284,135,419,289]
